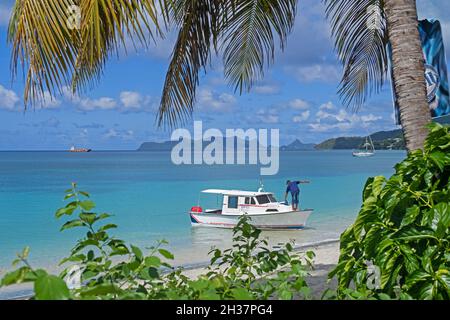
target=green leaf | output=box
[158,249,174,260]
[394,227,438,242]
[98,223,117,232]
[140,267,159,280]
[79,200,96,211]
[55,205,77,218]
[64,193,75,200]
[60,219,85,231]
[79,212,97,225]
[144,256,161,267]
[1,267,34,287]
[231,287,254,300]
[401,205,421,227]
[78,191,90,198]
[434,203,450,229]
[131,245,143,261]
[97,213,113,221]
[429,151,447,171]
[80,284,119,297]
[34,273,71,300]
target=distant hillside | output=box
[137,138,266,151]
[315,129,405,150]
[280,139,316,151]
[138,129,406,151]
[137,141,178,151]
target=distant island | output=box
[315,129,405,150]
[137,141,178,151]
[137,129,406,151]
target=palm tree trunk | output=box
[384,0,432,151]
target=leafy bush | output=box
[330,123,450,299]
[0,183,313,300]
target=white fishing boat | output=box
[189,189,313,230]
[352,136,375,157]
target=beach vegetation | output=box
[330,123,450,299]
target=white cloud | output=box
[253,84,280,95]
[309,122,353,133]
[0,85,20,111]
[361,114,382,122]
[197,89,236,112]
[103,128,135,140]
[293,110,310,123]
[287,64,341,83]
[120,91,143,109]
[255,109,280,124]
[40,91,61,109]
[61,87,117,111]
[79,97,117,111]
[119,91,154,111]
[319,102,335,110]
[310,106,384,132]
[288,99,310,110]
[63,86,154,113]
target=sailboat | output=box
[352,136,375,157]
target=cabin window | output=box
[245,197,250,205]
[268,194,277,202]
[251,197,256,205]
[228,196,238,209]
[256,195,270,204]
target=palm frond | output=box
[8,0,162,107]
[324,0,389,110]
[73,0,162,93]
[158,0,297,127]
[221,0,297,93]
[157,0,223,127]
[8,0,79,106]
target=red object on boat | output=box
[191,206,203,213]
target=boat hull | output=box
[190,210,312,230]
[352,152,375,157]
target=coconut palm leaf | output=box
[8,0,161,107]
[8,0,79,105]
[157,0,224,127]
[221,0,297,94]
[158,0,297,126]
[73,0,161,93]
[324,0,389,110]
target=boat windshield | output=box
[256,194,276,204]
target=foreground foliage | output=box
[330,123,450,299]
[0,184,313,300]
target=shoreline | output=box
[0,239,340,300]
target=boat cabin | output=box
[193,189,284,216]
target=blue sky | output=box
[0,0,449,150]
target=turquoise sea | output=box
[0,150,405,289]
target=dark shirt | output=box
[286,181,300,194]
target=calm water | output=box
[0,150,405,274]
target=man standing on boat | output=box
[285,180,310,211]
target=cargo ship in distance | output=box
[69,146,92,153]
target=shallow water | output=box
[0,150,405,273]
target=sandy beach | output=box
[181,240,340,298]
